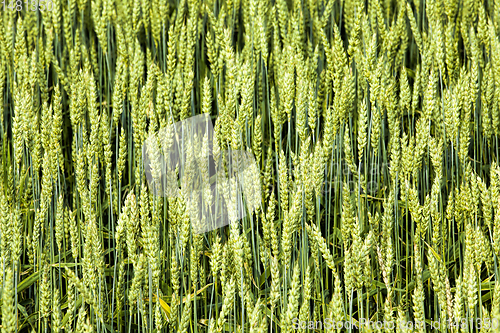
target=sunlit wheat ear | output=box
[2,267,15,333]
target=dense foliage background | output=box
[0,0,500,331]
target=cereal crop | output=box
[0,0,499,332]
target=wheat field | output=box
[0,0,499,331]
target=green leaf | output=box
[17,271,39,293]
